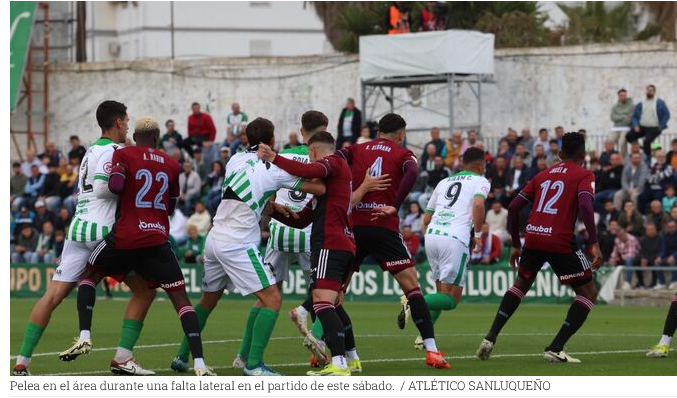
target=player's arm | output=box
[578,175,602,269]
[507,181,534,270]
[166,165,181,215]
[96,149,120,199]
[421,185,439,235]
[299,179,326,196]
[472,195,486,253]
[259,143,331,179]
[335,146,353,164]
[371,156,417,220]
[271,202,313,229]
[351,170,392,208]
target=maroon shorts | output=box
[352,226,414,274]
[518,248,593,286]
[310,249,354,292]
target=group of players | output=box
[13,100,676,376]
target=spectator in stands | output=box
[356,126,372,145]
[190,147,208,181]
[337,98,362,148]
[598,199,619,232]
[662,185,677,213]
[618,200,645,237]
[502,156,528,208]
[187,201,212,236]
[470,223,502,265]
[68,135,86,165]
[486,200,508,243]
[461,129,479,153]
[31,221,55,264]
[219,146,230,166]
[32,201,56,233]
[609,88,634,155]
[646,200,670,232]
[178,161,201,216]
[21,150,41,177]
[504,128,519,154]
[169,208,188,246]
[201,139,219,166]
[510,143,532,168]
[23,165,45,208]
[387,1,411,34]
[421,144,438,172]
[627,84,671,161]
[160,119,183,153]
[13,206,34,240]
[594,153,623,212]
[402,202,423,237]
[61,165,78,216]
[419,1,446,31]
[181,224,205,264]
[554,126,565,147]
[417,156,450,209]
[625,142,647,165]
[534,128,549,152]
[639,223,663,288]
[546,139,560,166]
[666,138,677,170]
[600,220,619,261]
[487,156,508,204]
[41,162,62,212]
[421,127,444,165]
[231,130,249,154]
[52,229,65,263]
[519,128,534,152]
[530,144,547,169]
[401,225,421,262]
[670,206,677,223]
[56,157,69,177]
[609,228,640,289]
[205,160,225,216]
[639,150,673,212]
[284,132,301,149]
[187,102,216,147]
[659,220,677,289]
[614,152,649,210]
[12,224,38,263]
[11,162,27,210]
[599,139,618,167]
[39,142,63,168]
[38,156,50,174]
[53,206,71,234]
[495,139,512,164]
[442,131,463,168]
[225,102,248,147]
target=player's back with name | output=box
[111,146,180,250]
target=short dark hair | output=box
[647,84,656,90]
[246,117,275,147]
[96,100,127,130]
[462,147,485,165]
[539,128,548,134]
[166,119,174,126]
[618,88,627,95]
[549,139,559,145]
[560,132,586,160]
[12,162,20,168]
[308,131,335,148]
[378,113,406,135]
[555,126,564,131]
[191,102,199,107]
[69,135,79,141]
[301,111,328,134]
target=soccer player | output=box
[416,147,489,350]
[171,117,324,376]
[646,293,677,358]
[258,131,356,376]
[476,132,603,363]
[13,101,157,376]
[60,117,215,376]
[337,113,449,369]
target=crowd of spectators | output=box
[10,86,675,291]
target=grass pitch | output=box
[9,298,674,376]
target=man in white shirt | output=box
[486,201,509,243]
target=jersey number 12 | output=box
[535,179,564,215]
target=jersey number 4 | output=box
[369,157,383,177]
[135,169,169,210]
[535,179,564,215]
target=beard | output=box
[647,93,655,99]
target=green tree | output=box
[557,2,633,44]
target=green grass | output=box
[10,298,674,376]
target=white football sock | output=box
[346,349,359,361]
[16,355,31,367]
[114,347,133,363]
[331,355,347,369]
[79,330,91,342]
[659,334,672,346]
[194,357,206,370]
[423,338,438,352]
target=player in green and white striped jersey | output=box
[170,117,325,376]
[14,102,158,376]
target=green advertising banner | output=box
[10,1,37,110]
[10,262,578,304]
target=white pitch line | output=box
[38,348,665,376]
[9,332,658,360]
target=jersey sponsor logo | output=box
[559,271,585,281]
[385,259,412,267]
[103,162,113,174]
[138,220,167,234]
[355,201,386,210]
[160,280,185,289]
[525,223,553,235]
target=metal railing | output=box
[617,265,677,307]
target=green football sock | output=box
[246,308,278,368]
[118,319,143,351]
[176,304,211,362]
[237,307,262,361]
[425,293,458,311]
[311,318,324,340]
[429,309,442,324]
[19,322,45,358]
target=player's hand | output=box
[370,206,397,221]
[257,143,276,162]
[362,170,392,192]
[473,237,482,253]
[509,247,522,270]
[590,243,603,270]
[272,202,299,219]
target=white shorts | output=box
[202,234,274,296]
[426,234,469,287]
[264,248,312,283]
[53,239,103,282]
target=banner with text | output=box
[10,1,37,110]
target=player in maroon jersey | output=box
[258,131,357,376]
[336,113,449,369]
[63,118,215,375]
[477,132,603,364]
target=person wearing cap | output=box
[32,201,57,233]
[337,98,362,148]
[627,84,671,163]
[219,146,230,166]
